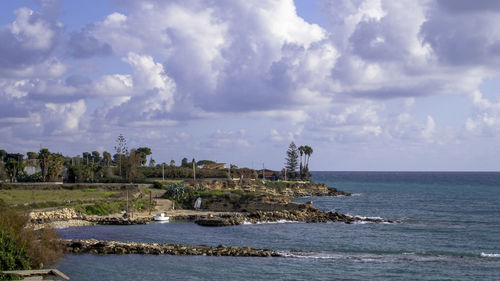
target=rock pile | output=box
[195,206,393,227]
[63,239,280,257]
[82,216,153,225]
[29,208,79,223]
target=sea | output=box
[56,172,500,280]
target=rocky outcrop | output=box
[195,206,393,227]
[29,208,80,223]
[82,216,153,225]
[29,208,153,225]
[63,239,280,257]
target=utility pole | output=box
[149,191,152,215]
[162,163,165,181]
[262,163,265,180]
[193,161,196,180]
[126,190,129,216]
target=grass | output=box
[150,179,184,184]
[0,189,118,206]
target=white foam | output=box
[351,193,362,196]
[480,252,500,258]
[243,219,299,225]
[353,215,384,220]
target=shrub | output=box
[0,205,62,274]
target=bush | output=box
[16,172,43,183]
[0,205,62,274]
[0,229,30,280]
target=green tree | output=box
[125,149,142,181]
[38,149,51,182]
[304,145,313,172]
[102,151,112,166]
[181,157,190,168]
[170,159,176,167]
[5,160,23,182]
[0,150,6,162]
[91,151,102,164]
[114,134,128,178]
[298,145,305,176]
[47,153,64,182]
[285,141,299,173]
[26,152,38,160]
[82,152,91,165]
[197,160,215,167]
[136,147,152,166]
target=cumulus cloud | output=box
[2,0,500,168]
[68,27,113,58]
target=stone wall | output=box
[63,239,281,257]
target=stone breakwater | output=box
[63,239,281,257]
[82,216,153,225]
[29,208,154,225]
[29,208,79,223]
[195,206,394,227]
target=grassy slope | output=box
[0,189,117,205]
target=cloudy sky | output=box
[1,0,500,171]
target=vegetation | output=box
[158,183,262,209]
[0,135,313,184]
[74,202,124,216]
[0,203,62,279]
[285,141,299,179]
[298,145,313,180]
[0,189,117,206]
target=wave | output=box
[242,219,300,225]
[279,250,499,262]
[481,252,500,258]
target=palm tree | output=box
[304,146,313,172]
[298,145,305,175]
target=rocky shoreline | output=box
[195,205,393,227]
[63,239,281,257]
[29,203,394,228]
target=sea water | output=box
[56,172,500,280]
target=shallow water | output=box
[57,172,500,280]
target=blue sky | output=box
[1,0,500,171]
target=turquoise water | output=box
[57,172,500,280]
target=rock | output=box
[62,239,281,258]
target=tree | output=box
[38,149,51,182]
[136,147,152,166]
[102,151,112,166]
[149,158,156,167]
[125,149,142,181]
[114,134,128,178]
[304,145,313,172]
[91,151,102,164]
[82,152,91,165]
[181,157,190,168]
[197,160,215,167]
[5,160,23,182]
[285,141,299,173]
[26,152,38,160]
[170,160,175,167]
[298,145,305,176]
[47,153,64,182]
[0,149,6,162]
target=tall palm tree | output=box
[298,145,305,175]
[304,146,313,172]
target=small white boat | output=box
[154,213,170,222]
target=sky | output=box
[1,0,500,171]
